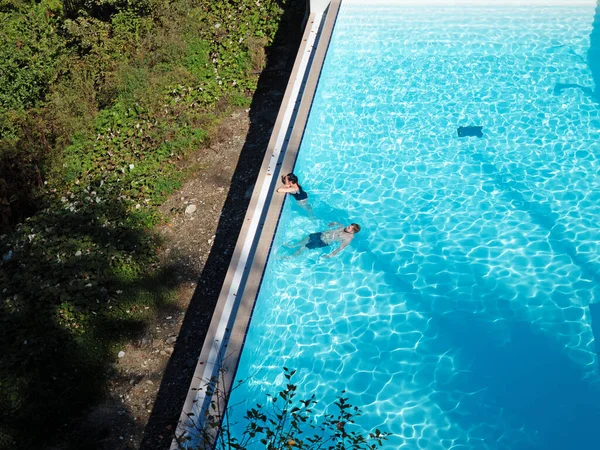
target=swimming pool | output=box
[228,1,600,448]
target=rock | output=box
[75,250,82,257]
[139,335,152,348]
[185,204,197,215]
[118,351,125,358]
[166,336,177,345]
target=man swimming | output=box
[276,173,314,216]
[286,222,361,258]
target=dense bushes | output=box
[0,0,299,447]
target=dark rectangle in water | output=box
[457,126,483,138]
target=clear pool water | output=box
[229,2,600,449]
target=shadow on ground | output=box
[0,198,188,450]
[139,2,305,449]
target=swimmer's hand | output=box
[322,253,332,259]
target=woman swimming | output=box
[276,173,314,216]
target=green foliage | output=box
[0,195,178,446]
[179,368,390,450]
[190,0,285,98]
[0,0,66,110]
[0,0,299,447]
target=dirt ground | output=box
[91,111,252,450]
[71,25,302,449]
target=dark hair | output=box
[350,223,361,232]
[286,173,299,184]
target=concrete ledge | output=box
[172,1,341,447]
[224,0,342,396]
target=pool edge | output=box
[171,1,340,447]
[222,0,343,391]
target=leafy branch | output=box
[177,368,390,450]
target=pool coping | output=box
[221,0,341,395]
[172,0,340,446]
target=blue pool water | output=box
[229,2,600,449]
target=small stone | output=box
[165,347,174,355]
[217,187,225,192]
[160,350,167,356]
[166,336,177,345]
[140,335,152,348]
[185,204,197,215]
[75,250,82,257]
[118,351,125,358]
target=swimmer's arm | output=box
[323,240,349,258]
[277,186,298,194]
[328,222,342,228]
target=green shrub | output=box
[0,0,298,447]
[178,368,391,449]
[0,0,66,110]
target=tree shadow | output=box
[139,2,306,449]
[433,310,600,449]
[0,197,188,449]
[0,119,50,234]
[351,181,600,447]
[552,0,600,103]
[349,212,600,447]
[588,0,600,102]
[466,146,600,286]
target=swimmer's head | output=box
[346,223,361,234]
[285,173,299,184]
